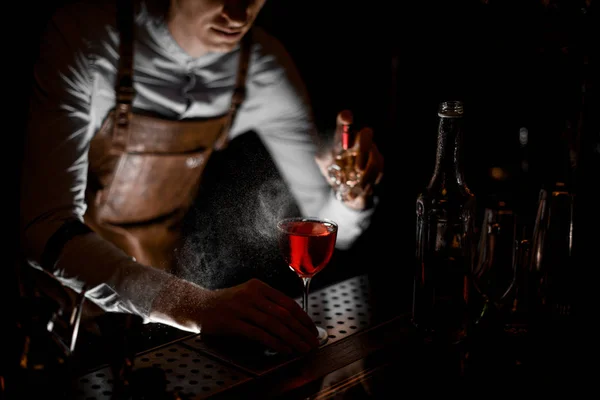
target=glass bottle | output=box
[412,100,477,344]
[327,122,363,202]
[5,294,75,398]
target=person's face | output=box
[169,0,267,54]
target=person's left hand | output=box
[315,110,384,211]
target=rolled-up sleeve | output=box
[230,32,374,249]
[19,5,172,319]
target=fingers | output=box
[260,284,319,339]
[259,301,318,347]
[172,279,322,355]
[353,127,384,192]
[354,127,373,170]
[227,318,294,355]
[360,143,384,193]
[239,280,320,353]
[250,304,317,353]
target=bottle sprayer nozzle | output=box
[341,123,351,150]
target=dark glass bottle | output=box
[412,100,477,344]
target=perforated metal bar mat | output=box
[73,343,251,399]
[74,275,373,398]
[180,274,373,375]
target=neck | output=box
[428,117,467,190]
[166,6,209,58]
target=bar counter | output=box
[70,271,582,399]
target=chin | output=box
[203,29,248,54]
[209,42,239,53]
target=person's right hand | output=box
[315,110,384,210]
[149,277,320,354]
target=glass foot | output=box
[264,326,328,357]
[316,326,329,346]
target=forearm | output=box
[147,277,210,333]
[48,230,176,320]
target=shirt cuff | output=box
[53,232,175,321]
[318,191,376,250]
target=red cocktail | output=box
[277,217,338,345]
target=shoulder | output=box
[247,27,300,86]
[38,1,160,70]
[239,27,313,125]
[250,27,292,61]
[46,0,118,37]
[40,0,160,56]
[35,0,119,66]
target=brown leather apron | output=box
[84,1,251,272]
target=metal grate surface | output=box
[73,343,251,399]
[74,275,373,397]
[308,274,373,344]
[181,275,373,375]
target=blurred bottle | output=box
[412,100,477,344]
[2,292,78,399]
[528,180,576,325]
[98,313,183,400]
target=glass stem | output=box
[302,277,311,312]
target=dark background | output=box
[5,0,598,333]
[255,0,598,291]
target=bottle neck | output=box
[340,124,352,151]
[428,116,468,189]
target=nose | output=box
[222,0,252,27]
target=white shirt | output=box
[19,0,374,320]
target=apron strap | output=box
[113,0,135,150]
[214,31,253,150]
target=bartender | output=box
[19,0,384,354]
